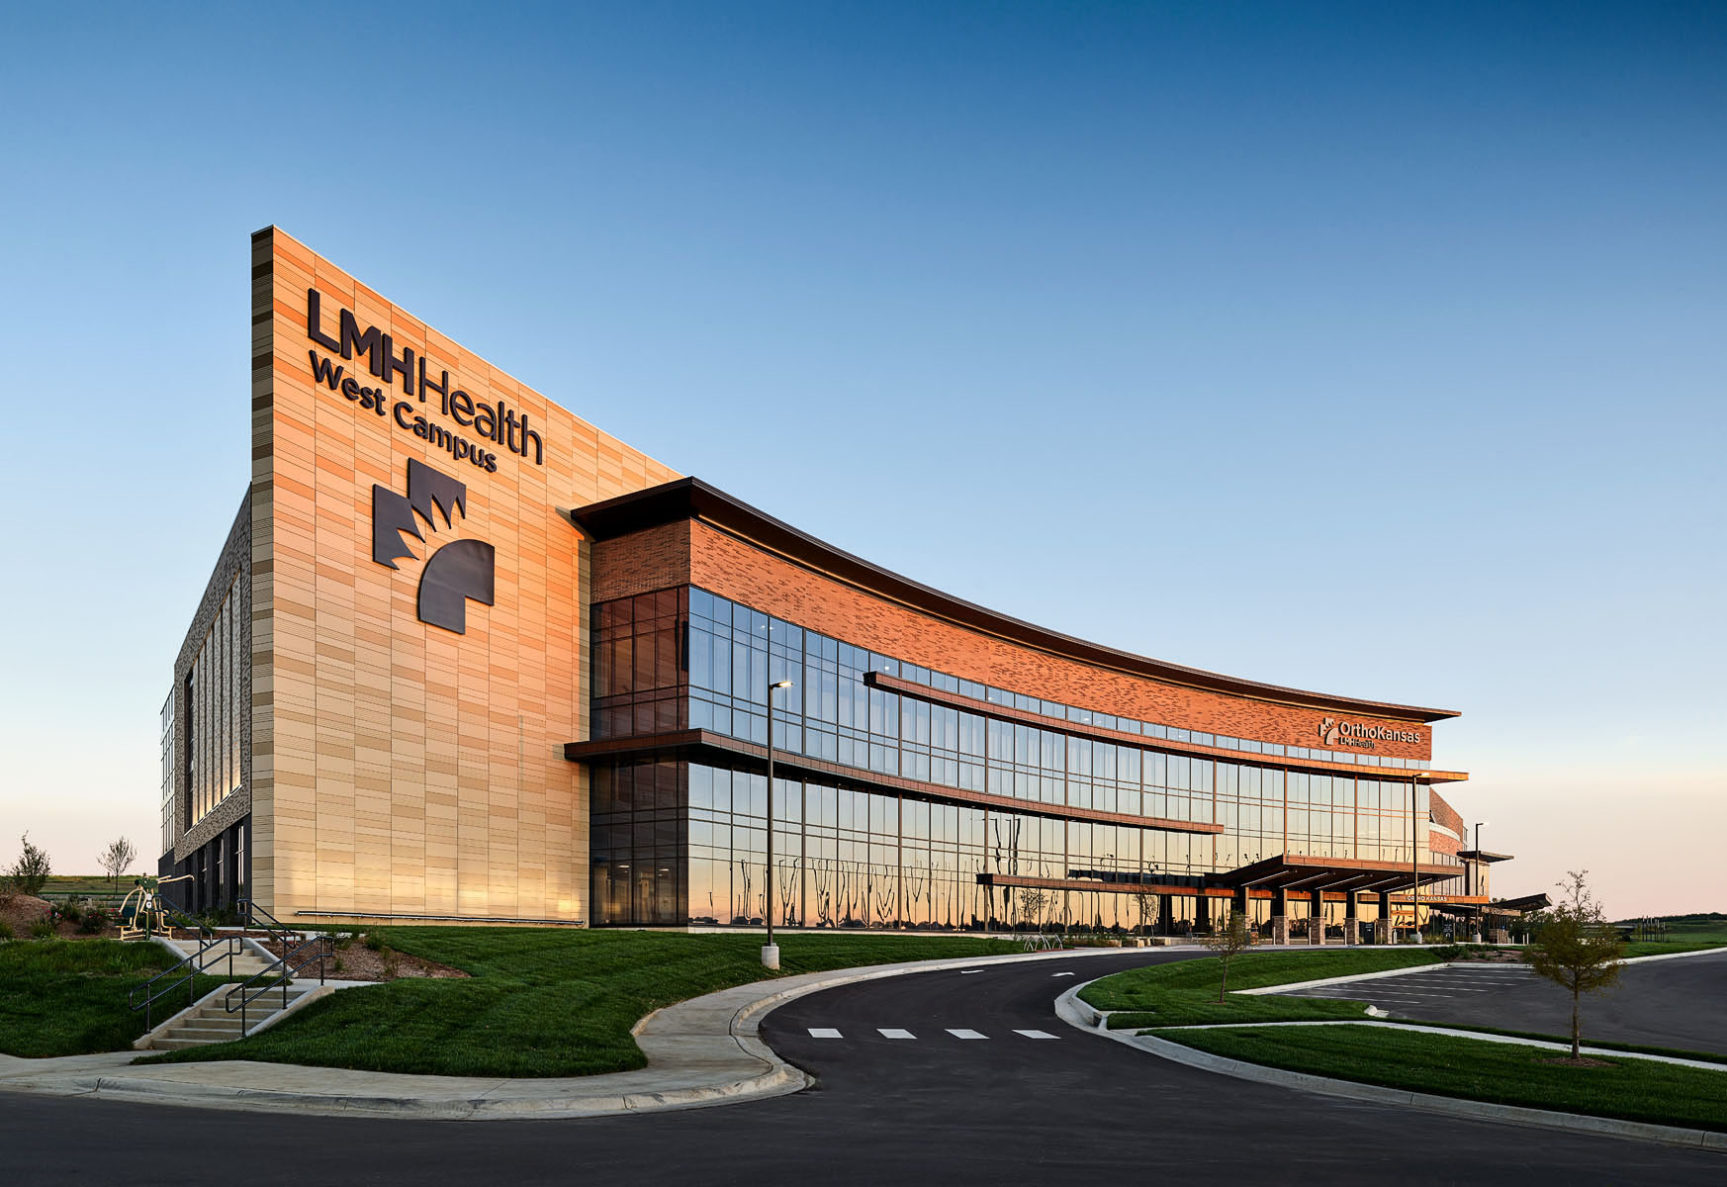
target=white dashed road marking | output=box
[1051,971,1076,978]
[960,969,984,975]
[1014,1029,1059,1040]
[946,1029,988,1040]
[878,1028,916,1040]
[808,1028,843,1039]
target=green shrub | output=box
[28,918,57,940]
[0,920,14,942]
[76,904,106,935]
[362,931,389,953]
[5,834,51,898]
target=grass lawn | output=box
[1150,1024,1727,1133]
[35,875,131,900]
[1393,1019,1727,1067]
[1624,938,1727,958]
[1080,949,1441,1029]
[1619,913,1727,958]
[139,929,1023,1078]
[0,940,230,1057]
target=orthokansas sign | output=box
[1317,716,1422,752]
[304,289,544,472]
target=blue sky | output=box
[0,2,1720,913]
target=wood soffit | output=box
[569,478,1462,725]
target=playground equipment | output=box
[117,874,194,941]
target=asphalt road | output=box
[3,950,1723,1186]
[1277,949,1727,1054]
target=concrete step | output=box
[171,1026,251,1042]
[150,1002,316,1048]
[149,1036,237,1051]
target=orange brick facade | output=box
[585,518,1436,763]
[1429,790,1465,858]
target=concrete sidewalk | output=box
[0,945,1152,1121]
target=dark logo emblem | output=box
[372,459,495,635]
[1317,717,1340,747]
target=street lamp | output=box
[1471,820,1490,940]
[762,677,794,970]
[1410,775,1422,944]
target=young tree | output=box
[7,834,52,898]
[1018,887,1050,931]
[1131,888,1156,935]
[1204,909,1254,1002]
[1525,870,1624,1059]
[100,837,137,886]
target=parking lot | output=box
[1278,961,1543,1013]
[1273,950,1727,1055]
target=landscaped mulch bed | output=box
[254,936,469,982]
[0,894,116,939]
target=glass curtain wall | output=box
[160,690,176,855]
[588,585,1452,927]
[187,579,243,829]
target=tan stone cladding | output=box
[249,227,679,925]
[590,519,1433,761]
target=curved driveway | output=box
[2,950,1722,1185]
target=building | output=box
[158,228,1515,941]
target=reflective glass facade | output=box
[589,586,1454,928]
[187,578,243,828]
[160,690,175,856]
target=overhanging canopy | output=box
[1203,853,1462,896]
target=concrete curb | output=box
[0,944,1144,1121]
[1053,979,1727,1152]
[1233,944,1727,997]
[1231,959,1455,996]
[1620,947,1727,966]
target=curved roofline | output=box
[570,477,1460,724]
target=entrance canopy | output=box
[1204,853,1461,897]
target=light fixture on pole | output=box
[1410,775,1422,944]
[762,677,794,970]
[1471,820,1490,938]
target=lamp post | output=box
[1410,775,1421,944]
[1471,820,1490,941]
[763,678,794,970]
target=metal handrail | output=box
[221,898,329,1037]
[223,934,330,1036]
[160,906,216,944]
[238,898,296,939]
[128,935,244,1033]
